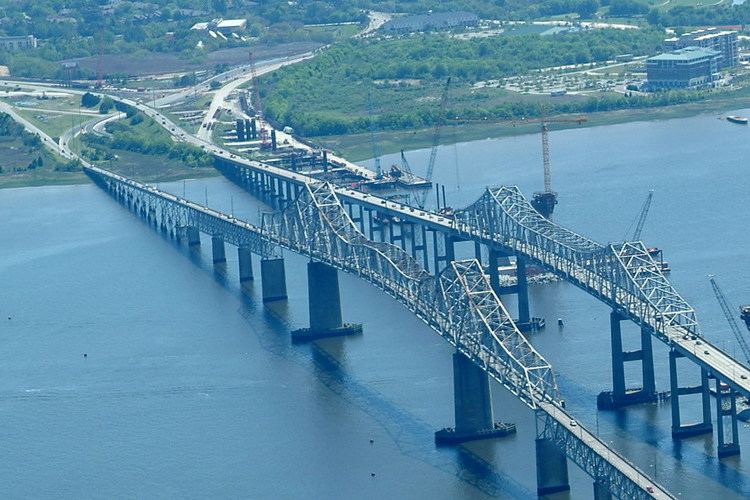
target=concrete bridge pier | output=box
[433,232,455,273]
[715,378,741,458]
[238,247,254,282]
[535,436,570,496]
[593,479,612,500]
[291,261,362,342]
[516,256,530,324]
[669,349,712,438]
[597,311,658,409]
[260,257,288,302]
[186,226,201,247]
[211,235,226,264]
[435,351,516,445]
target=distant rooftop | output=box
[382,11,478,32]
[649,46,720,62]
[216,19,247,29]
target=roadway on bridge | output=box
[5,90,670,498]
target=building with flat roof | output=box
[0,35,37,51]
[664,28,738,68]
[215,19,247,32]
[646,47,721,90]
[382,11,479,33]
[191,18,247,33]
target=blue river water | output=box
[1,107,749,498]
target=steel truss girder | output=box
[454,186,698,343]
[89,169,668,499]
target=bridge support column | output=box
[211,236,226,264]
[435,351,516,445]
[512,255,544,332]
[260,258,287,302]
[238,247,254,282]
[597,311,658,409]
[535,437,570,496]
[716,378,741,458]
[516,256,530,323]
[593,479,612,500]
[291,262,362,342]
[640,325,656,397]
[186,226,200,247]
[488,249,501,296]
[669,349,712,438]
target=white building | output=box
[215,19,247,33]
[0,35,38,51]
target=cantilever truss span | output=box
[455,186,699,342]
[88,168,671,499]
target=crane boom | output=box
[248,52,269,147]
[366,91,382,177]
[517,115,586,219]
[631,190,654,241]
[542,123,551,193]
[710,275,750,364]
[417,77,451,209]
[400,149,413,176]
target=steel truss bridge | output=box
[86,163,671,499]
[212,151,750,395]
[453,187,750,394]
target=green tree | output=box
[99,96,114,114]
[81,92,100,108]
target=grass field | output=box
[0,135,84,189]
[14,108,95,139]
[95,149,217,184]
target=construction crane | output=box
[400,149,413,177]
[514,115,587,219]
[625,190,654,241]
[416,77,451,209]
[366,91,382,177]
[709,275,750,365]
[248,52,269,147]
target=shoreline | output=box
[4,94,750,189]
[313,95,750,161]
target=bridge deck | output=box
[538,401,672,499]
[130,96,750,411]
[84,163,672,499]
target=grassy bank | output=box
[315,94,750,161]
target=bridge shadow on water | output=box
[157,229,534,498]
[247,303,533,499]
[138,224,748,498]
